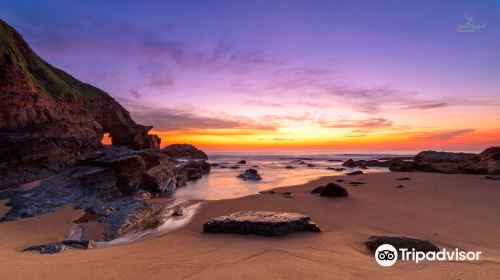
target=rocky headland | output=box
[0,19,210,241]
[389,147,500,175]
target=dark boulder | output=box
[389,159,415,172]
[342,159,357,167]
[365,236,439,255]
[237,168,262,181]
[237,160,247,164]
[319,183,348,197]
[203,211,320,236]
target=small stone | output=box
[281,191,293,198]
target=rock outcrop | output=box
[0,19,211,242]
[160,144,208,160]
[237,168,262,181]
[390,147,500,175]
[203,211,321,236]
[0,19,159,188]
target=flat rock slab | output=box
[23,239,96,254]
[203,211,320,236]
[365,236,439,254]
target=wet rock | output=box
[210,163,219,167]
[365,236,439,255]
[89,147,146,195]
[346,170,364,176]
[237,160,247,164]
[397,147,500,175]
[485,175,500,180]
[307,164,315,167]
[237,169,262,181]
[203,211,321,236]
[395,185,405,188]
[229,165,240,169]
[349,181,365,185]
[396,177,410,181]
[319,183,348,197]
[389,159,415,172]
[23,239,96,254]
[160,144,208,160]
[285,165,295,169]
[335,179,345,182]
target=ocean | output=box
[176,152,413,200]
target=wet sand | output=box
[1,172,499,279]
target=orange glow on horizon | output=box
[151,128,500,153]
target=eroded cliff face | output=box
[0,19,159,187]
[0,19,212,242]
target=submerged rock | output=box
[237,160,247,164]
[237,169,262,181]
[365,236,439,255]
[203,211,320,236]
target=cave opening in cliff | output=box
[101,132,112,145]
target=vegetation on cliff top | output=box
[0,18,117,105]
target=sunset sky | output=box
[1,0,499,152]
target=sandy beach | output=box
[1,172,499,279]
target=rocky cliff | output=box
[0,19,159,187]
[0,19,210,241]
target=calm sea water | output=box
[101,152,412,245]
[175,152,412,200]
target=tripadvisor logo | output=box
[374,244,481,267]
